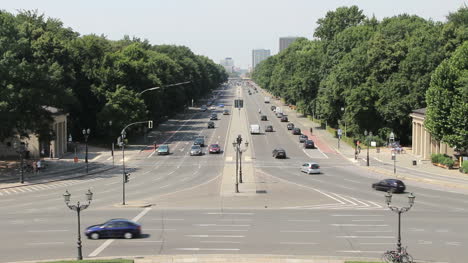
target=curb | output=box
[0,165,116,190]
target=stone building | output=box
[0,106,68,159]
[410,108,455,160]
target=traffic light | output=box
[124,172,130,183]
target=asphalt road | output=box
[0,83,467,263]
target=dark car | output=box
[372,179,406,193]
[276,112,283,118]
[210,113,218,120]
[292,127,301,135]
[272,148,287,159]
[208,144,221,154]
[207,121,215,129]
[261,115,267,121]
[287,123,294,130]
[281,116,288,122]
[299,134,308,143]
[86,219,141,240]
[303,140,315,149]
[265,125,274,132]
[200,105,207,112]
[194,137,205,147]
[271,106,276,111]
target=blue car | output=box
[85,219,141,239]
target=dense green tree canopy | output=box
[0,10,227,142]
[253,5,467,146]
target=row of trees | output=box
[252,6,467,151]
[0,10,228,143]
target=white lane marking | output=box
[418,240,433,245]
[302,148,328,159]
[159,184,171,189]
[194,224,250,227]
[332,214,384,217]
[175,248,240,251]
[0,191,3,196]
[315,146,329,159]
[148,149,157,158]
[185,235,244,238]
[409,228,425,232]
[88,207,151,257]
[218,219,252,221]
[288,219,320,222]
[280,230,320,233]
[336,236,395,238]
[91,155,102,161]
[343,178,361,183]
[352,219,385,222]
[129,240,163,243]
[200,241,241,244]
[16,188,26,193]
[331,224,389,227]
[204,212,254,215]
[106,181,120,185]
[208,230,248,232]
[359,243,395,245]
[280,242,317,245]
[337,250,383,254]
[355,230,392,233]
[106,156,113,161]
[151,218,184,221]
[27,230,68,232]
[144,229,176,231]
[446,242,461,246]
[26,242,65,245]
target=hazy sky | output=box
[2,0,466,69]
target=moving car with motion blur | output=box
[287,123,294,130]
[272,148,287,159]
[194,136,205,147]
[372,179,406,193]
[190,145,203,156]
[223,109,230,115]
[281,116,288,122]
[157,144,170,155]
[265,125,274,132]
[299,134,308,143]
[303,140,315,149]
[86,219,141,240]
[208,144,221,154]
[292,127,301,135]
[210,113,218,120]
[261,115,268,121]
[207,121,215,128]
[300,162,321,174]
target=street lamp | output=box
[63,189,93,260]
[341,107,346,137]
[385,192,415,254]
[14,142,27,184]
[233,135,249,192]
[82,128,91,174]
[364,130,372,166]
[138,86,160,95]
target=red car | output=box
[208,144,221,154]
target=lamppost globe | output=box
[385,191,392,205]
[86,189,93,201]
[64,190,71,203]
[364,130,368,136]
[408,192,415,206]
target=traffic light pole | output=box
[122,138,126,205]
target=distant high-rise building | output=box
[279,37,299,52]
[220,57,235,73]
[252,49,271,69]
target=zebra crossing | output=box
[283,192,385,210]
[0,176,105,196]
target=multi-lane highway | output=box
[0,82,467,263]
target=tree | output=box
[314,6,366,41]
[425,42,468,152]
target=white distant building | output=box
[252,49,271,69]
[220,57,235,73]
[279,37,299,52]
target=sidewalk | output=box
[257,84,468,191]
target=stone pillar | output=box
[412,122,416,154]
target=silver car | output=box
[301,162,320,174]
[190,145,203,156]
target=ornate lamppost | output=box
[63,189,93,260]
[364,130,372,166]
[82,128,91,174]
[385,191,416,254]
[14,142,27,184]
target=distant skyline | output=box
[2,0,466,69]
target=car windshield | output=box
[159,145,168,150]
[191,146,200,150]
[210,144,219,148]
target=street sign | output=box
[337,129,342,136]
[371,141,377,147]
[234,99,244,108]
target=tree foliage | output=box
[0,10,227,142]
[253,5,467,145]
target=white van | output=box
[250,124,260,134]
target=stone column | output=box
[412,122,416,154]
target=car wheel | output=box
[123,232,133,239]
[90,232,100,240]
